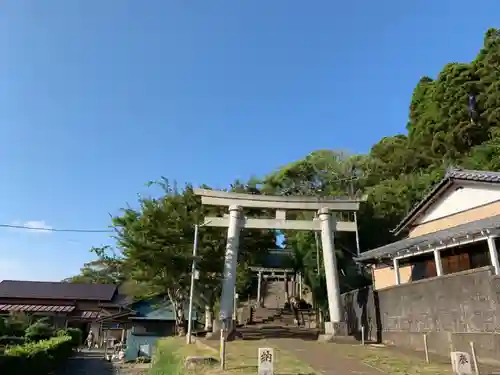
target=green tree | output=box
[110,179,275,335]
[63,251,124,284]
[262,150,370,314]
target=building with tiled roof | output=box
[356,167,500,290]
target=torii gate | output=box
[194,189,362,336]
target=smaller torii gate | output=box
[194,188,362,337]
[248,266,297,307]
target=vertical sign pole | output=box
[187,224,199,344]
[220,323,226,370]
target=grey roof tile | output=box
[356,213,500,262]
[0,280,117,301]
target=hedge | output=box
[57,327,83,347]
[0,335,73,375]
[0,336,26,346]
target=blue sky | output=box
[0,0,497,281]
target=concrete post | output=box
[284,272,289,303]
[393,258,401,285]
[257,271,262,307]
[219,205,243,323]
[298,272,303,299]
[204,305,213,331]
[433,249,443,276]
[318,207,342,324]
[232,287,238,324]
[487,237,500,275]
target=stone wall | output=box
[341,266,500,364]
[341,286,380,342]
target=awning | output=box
[96,309,135,322]
[355,214,500,262]
[0,304,75,312]
[73,311,101,320]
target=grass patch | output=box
[150,337,317,375]
[149,338,185,375]
[203,339,317,375]
[332,343,454,375]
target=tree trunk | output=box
[204,305,213,331]
[174,302,186,336]
[168,290,186,337]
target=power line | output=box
[0,224,113,233]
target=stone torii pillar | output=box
[219,205,243,325]
[318,208,342,324]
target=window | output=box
[405,253,436,281]
[440,240,489,275]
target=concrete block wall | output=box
[341,266,500,364]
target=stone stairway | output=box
[239,306,320,341]
[262,280,285,309]
[236,302,320,341]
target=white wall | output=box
[416,182,500,224]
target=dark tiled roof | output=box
[356,213,500,262]
[0,280,117,301]
[393,168,500,235]
[0,304,75,312]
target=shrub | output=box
[0,335,72,375]
[25,320,55,342]
[0,317,7,336]
[56,328,82,347]
[2,313,30,337]
[0,336,25,346]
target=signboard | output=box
[258,347,274,375]
[450,351,472,375]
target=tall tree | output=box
[63,247,125,284]
[111,179,275,335]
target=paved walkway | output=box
[204,324,385,375]
[58,350,115,375]
[267,338,384,375]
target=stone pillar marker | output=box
[318,207,342,326]
[219,205,243,323]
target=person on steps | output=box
[86,330,94,350]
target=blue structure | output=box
[129,297,197,321]
[125,331,159,362]
[103,296,200,362]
